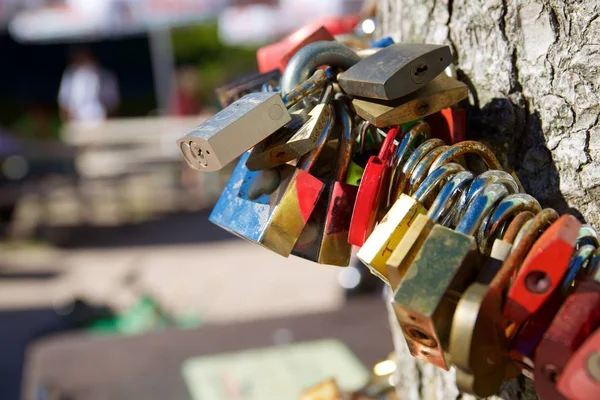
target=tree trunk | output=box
[379,0,599,399]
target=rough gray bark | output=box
[379,1,600,399]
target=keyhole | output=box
[525,271,551,294]
[411,63,429,84]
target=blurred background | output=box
[0,1,391,399]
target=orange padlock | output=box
[504,214,581,324]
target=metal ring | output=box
[561,244,597,294]
[280,41,360,95]
[452,170,521,229]
[428,141,503,176]
[576,225,600,249]
[456,183,509,237]
[407,145,450,196]
[477,194,542,255]
[387,122,431,206]
[502,211,536,244]
[427,171,475,224]
[412,163,465,207]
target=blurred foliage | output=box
[171,23,259,108]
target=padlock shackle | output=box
[412,162,465,205]
[407,145,449,196]
[387,121,431,203]
[477,193,542,253]
[588,248,600,282]
[296,104,336,172]
[561,244,596,293]
[576,225,600,248]
[333,99,355,181]
[427,171,475,224]
[280,41,360,95]
[502,211,536,244]
[377,125,401,160]
[282,69,328,108]
[456,182,508,236]
[428,141,503,175]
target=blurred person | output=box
[58,48,120,123]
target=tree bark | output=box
[379,0,599,399]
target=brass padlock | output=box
[209,104,334,257]
[291,98,358,266]
[357,163,466,282]
[247,83,334,171]
[391,182,509,370]
[351,74,468,127]
[385,170,475,290]
[338,43,453,100]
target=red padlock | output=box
[504,214,581,324]
[557,328,600,400]
[510,243,596,360]
[347,124,403,246]
[533,271,600,400]
[424,107,467,144]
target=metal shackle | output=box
[333,98,355,181]
[412,162,466,207]
[451,170,521,228]
[456,183,509,237]
[561,243,597,293]
[395,138,445,193]
[427,171,475,224]
[407,145,450,196]
[281,69,329,108]
[280,41,361,95]
[576,225,600,248]
[428,141,504,176]
[477,193,542,253]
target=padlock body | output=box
[178,92,292,172]
[393,225,479,369]
[338,43,453,100]
[348,157,387,246]
[352,74,468,127]
[557,329,600,400]
[357,194,426,281]
[292,181,358,266]
[210,152,324,256]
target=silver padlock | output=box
[177,69,328,173]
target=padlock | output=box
[449,209,558,396]
[291,98,358,266]
[247,81,334,171]
[476,193,541,255]
[391,182,509,369]
[257,25,335,73]
[180,67,334,172]
[557,328,600,400]
[405,145,450,195]
[178,91,293,172]
[338,43,453,100]
[344,120,377,186]
[351,74,469,127]
[424,107,467,144]
[510,240,596,360]
[215,69,282,107]
[357,163,467,282]
[280,41,361,96]
[533,245,600,400]
[384,169,474,289]
[504,214,582,324]
[347,123,404,246]
[209,104,334,257]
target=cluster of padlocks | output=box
[176,24,599,400]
